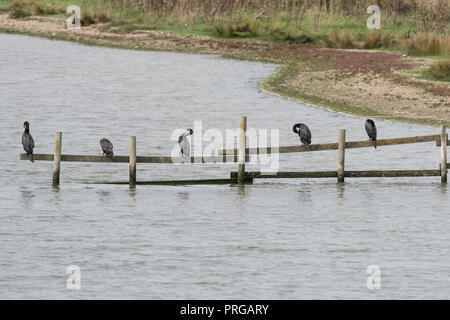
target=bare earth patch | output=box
[288,71,449,123]
[1,14,449,126]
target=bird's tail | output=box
[29,153,34,163]
[373,140,377,149]
[306,144,310,151]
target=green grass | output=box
[1,0,449,52]
[404,61,450,83]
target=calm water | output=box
[0,34,449,299]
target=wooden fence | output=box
[20,116,448,186]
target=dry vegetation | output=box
[7,0,450,52]
[110,0,450,54]
[109,0,450,33]
[425,60,450,82]
[109,0,449,29]
[399,34,450,56]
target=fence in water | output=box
[20,116,448,187]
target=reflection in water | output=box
[51,185,62,207]
[236,184,246,196]
[19,188,34,210]
[176,191,190,201]
[127,187,137,204]
[296,186,313,203]
[97,190,111,202]
[439,182,447,195]
[336,183,345,199]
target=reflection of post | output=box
[237,184,246,196]
[441,126,447,183]
[129,136,137,187]
[336,182,344,199]
[337,129,346,183]
[53,131,62,186]
[238,116,247,185]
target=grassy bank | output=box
[3,0,450,44]
[3,0,450,57]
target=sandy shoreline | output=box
[1,14,449,127]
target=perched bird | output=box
[22,121,34,163]
[178,128,193,157]
[100,138,114,158]
[293,123,312,150]
[365,119,377,148]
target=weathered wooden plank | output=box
[232,169,441,179]
[129,136,137,186]
[220,134,441,155]
[337,129,346,183]
[238,116,247,185]
[89,178,253,185]
[20,153,248,163]
[441,127,447,183]
[344,170,440,177]
[231,171,338,179]
[52,132,62,186]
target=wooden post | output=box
[238,116,247,184]
[129,136,137,187]
[441,126,447,183]
[337,129,346,183]
[52,131,62,186]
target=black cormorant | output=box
[22,121,34,163]
[293,123,312,150]
[365,119,377,148]
[100,138,114,158]
[178,128,193,157]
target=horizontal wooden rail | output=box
[220,134,441,155]
[20,153,250,164]
[231,171,338,179]
[90,178,254,186]
[231,169,441,179]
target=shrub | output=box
[95,10,110,23]
[363,31,396,49]
[213,17,256,38]
[424,60,450,81]
[9,0,30,19]
[398,35,445,56]
[81,11,95,26]
[30,2,43,15]
[43,4,59,15]
[323,29,357,49]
